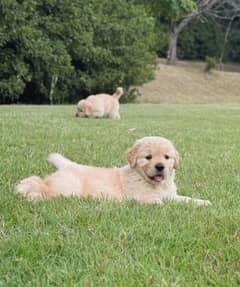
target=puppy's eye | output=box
[165,154,170,160]
[145,154,152,160]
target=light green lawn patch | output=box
[0,104,240,286]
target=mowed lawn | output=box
[0,104,240,286]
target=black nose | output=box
[155,163,164,172]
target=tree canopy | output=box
[0,0,239,104]
[0,0,157,104]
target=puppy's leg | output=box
[134,194,163,205]
[109,107,120,119]
[48,153,73,170]
[139,198,163,205]
[109,112,120,120]
[91,111,104,118]
[171,195,211,206]
[15,176,56,201]
[76,111,86,117]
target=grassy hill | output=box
[137,59,240,103]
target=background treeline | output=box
[0,0,239,104]
[175,19,240,62]
[156,17,240,62]
[0,0,157,104]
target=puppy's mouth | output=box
[149,174,164,183]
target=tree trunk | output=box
[219,16,236,69]
[164,0,239,66]
[49,74,58,105]
[167,32,178,65]
[166,13,199,65]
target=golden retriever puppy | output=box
[16,136,211,206]
[75,87,123,119]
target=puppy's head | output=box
[76,100,92,117]
[126,136,179,185]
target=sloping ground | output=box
[137,59,240,103]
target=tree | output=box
[219,14,239,66]
[226,17,240,63]
[66,0,158,102]
[0,0,73,104]
[145,0,240,65]
[170,0,240,64]
[0,0,158,104]
[177,18,224,60]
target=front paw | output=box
[194,199,212,206]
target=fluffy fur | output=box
[16,136,211,206]
[76,87,123,119]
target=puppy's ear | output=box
[80,100,92,115]
[78,100,85,112]
[126,143,139,168]
[84,102,92,115]
[174,149,180,169]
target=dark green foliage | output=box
[1,0,239,104]
[178,20,224,61]
[120,87,142,103]
[226,19,240,63]
[68,0,157,103]
[0,0,72,104]
[157,17,240,64]
[0,0,157,104]
[137,0,195,20]
[205,56,218,72]
[138,0,239,64]
[177,18,240,64]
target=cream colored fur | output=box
[16,136,211,206]
[76,87,123,119]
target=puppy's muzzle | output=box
[149,163,165,184]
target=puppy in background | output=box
[76,87,123,119]
[16,136,211,206]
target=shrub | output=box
[205,56,218,73]
[120,87,142,103]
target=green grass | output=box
[0,104,240,286]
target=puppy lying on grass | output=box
[75,87,123,119]
[16,136,211,206]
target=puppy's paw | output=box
[193,199,212,206]
[137,197,164,205]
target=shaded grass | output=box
[0,104,240,286]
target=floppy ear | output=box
[126,143,139,168]
[84,102,92,116]
[174,149,180,169]
[80,100,92,115]
[78,100,86,111]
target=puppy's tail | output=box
[112,87,123,100]
[15,176,51,201]
[48,153,73,170]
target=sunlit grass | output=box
[0,104,240,286]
